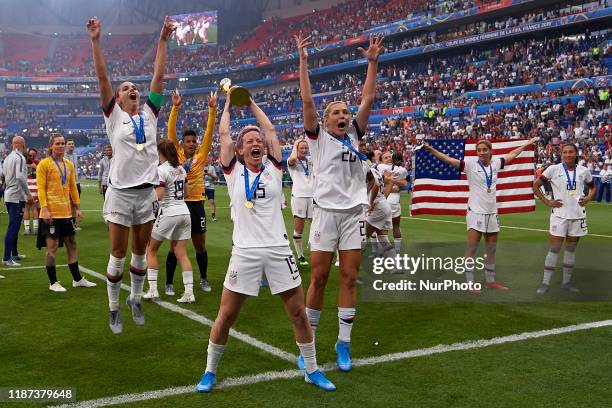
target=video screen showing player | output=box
[169,11,218,47]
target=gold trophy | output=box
[218,78,251,107]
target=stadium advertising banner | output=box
[169,10,218,47]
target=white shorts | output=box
[310,205,366,252]
[366,199,392,231]
[390,202,402,218]
[549,214,587,237]
[466,209,500,233]
[103,186,157,227]
[151,213,191,241]
[224,246,302,296]
[291,196,313,219]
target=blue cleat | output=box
[297,354,305,370]
[304,369,336,391]
[335,341,352,372]
[196,371,216,393]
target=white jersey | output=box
[204,166,217,189]
[223,156,289,248]
[306,121,367,210]
[288,157,314,198]
[541,163,593,219]
[103,95,159,188]
[366,165,386,204]
[461,157,505,215]
[377,163,408,204]
[157,161,189,217]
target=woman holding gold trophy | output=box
[196,86,336,393]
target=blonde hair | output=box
[47,133,64,156]
[323,101,349,127]
[475,140,493,160]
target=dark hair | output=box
[392,152,403,164]
[157,139,180,168]
[562,143,579,165]
[366,151,375,161]
[66,138,75,143]
[182,129,197,139]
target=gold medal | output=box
[244,201,254,209]
[568,190,576,196]
[136,143,144,151]
[487,188,491,193]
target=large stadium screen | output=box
[169,10,218,47]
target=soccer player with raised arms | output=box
[424,138,536,291]
[295,32,383,372]
[533,143,595,293]
[88,16,175,334]
[196,89,335,393]
[164,90,217,295]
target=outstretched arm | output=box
[196,92,218,160]
[423,142,461,170]
[150,17,176,94]
[167,90,182,149]
[503,137,537,164]
[356,34,384,133]
[87,17,113,108]
[249,98,280,162]
[219,95,235,167]
[287,138,301,167]
[295,33,318,134]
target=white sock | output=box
[305,308,321,337]
[32,219,38,232]
[182,270,194,294]
[24,220,30,232]
[205,340,226,374]
[484,264,496,283]
[293,231,303,258]
[377,234,395,257]
[106,255,125,311]
[147,268,158,292]
[543,251,558,285]
[394,237,402,252]
[296,341,317,374]
[562,250,575,285]
[338,307,355,343]
[129,253,147,303]
[465,269,474,283]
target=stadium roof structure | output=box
[0,0,267,36]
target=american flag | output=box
[411,139,535,216]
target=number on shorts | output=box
[359,220,365,237]
[200,216,206,230]
[285,255,299,276]
[174,180,185,200]
[256,182,266,199]
[580,219,587,231]
[152,201,159,216]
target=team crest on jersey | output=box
[313,230,321,243]
[264,171,272,180]
[229,270,238,285]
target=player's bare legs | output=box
[172,239,195,302]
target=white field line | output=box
[79,266,296,363]
[403,216,612,238]
[52,319,612,408]
[0,264,67,271]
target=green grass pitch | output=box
[1,181,612,407]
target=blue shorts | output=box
[205,188,215,200]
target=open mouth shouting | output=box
[338,120,347,130]
[129,91,138,101]
[251,146,262,159]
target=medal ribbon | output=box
[563,163,577,190]
[244,164,265,203]
[52,157,67,185]
[477,160,493,191]
[298,159,309,176]
[129,113,145,146]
